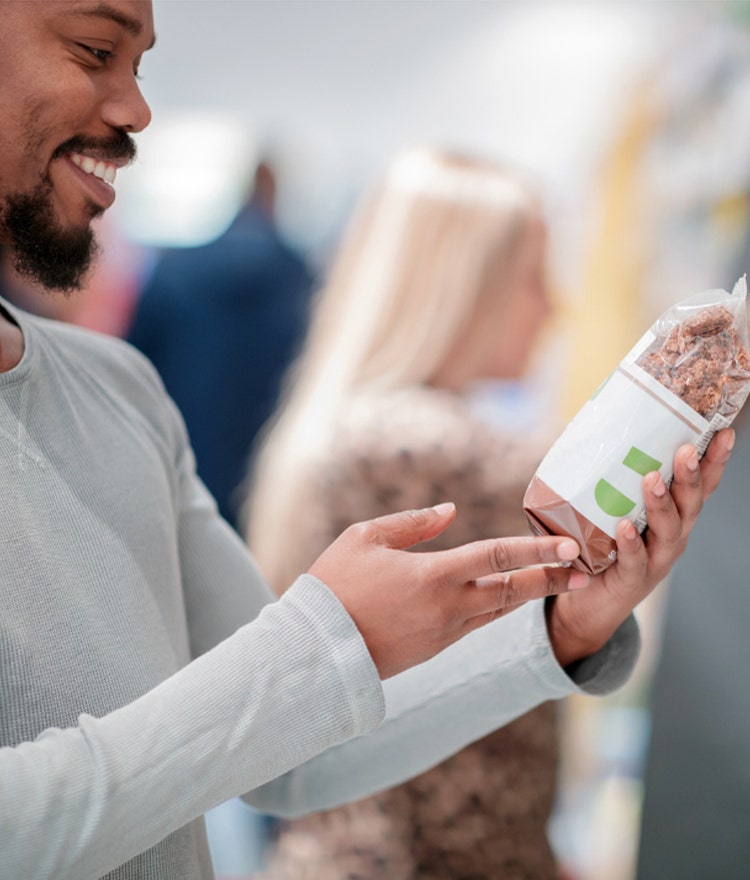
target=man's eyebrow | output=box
[67,3,157,50]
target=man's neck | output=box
[0,312,24,373]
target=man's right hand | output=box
[308,502,588,679]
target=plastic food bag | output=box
[523,276,750,574]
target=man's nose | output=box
[101,77,152,134]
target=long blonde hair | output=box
[245,147,542,591]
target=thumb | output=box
[366,502,457,550]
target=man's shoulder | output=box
[34,313,152,367]
[28,312,167,403]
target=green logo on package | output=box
[594,446,662,517]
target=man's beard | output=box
[2,180,101,294]
[0,131,136,294]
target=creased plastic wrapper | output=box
[524,276,750,575]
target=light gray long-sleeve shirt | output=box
[0,299,640,880]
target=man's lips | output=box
[61,151,125,211]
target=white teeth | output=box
[68,152,117,186]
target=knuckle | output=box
[416,558,448,601]
[404,507,428,529]
[497,573,517,606]
[424,590,453,631]
[664,521,686,547]
[542,566,564,596]
[676,468,701,492]
[346,521,371,544]
[435,603,454,631]
[530,542,547,566]
[489,541,512,573]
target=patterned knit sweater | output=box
[260,388,562,880]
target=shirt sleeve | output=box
[0,577,384,880]
[0,570,639,879]
[244,586,640,816]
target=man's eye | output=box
[79,44,114,63]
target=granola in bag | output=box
[523,277,750,574]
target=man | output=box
[0,3,734,879]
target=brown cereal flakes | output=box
[637,305,750,418]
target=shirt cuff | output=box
[528,599,641,697]
[283,574,385,734]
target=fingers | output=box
[435,535,581,585]
[461,564,590,629]
[628,429,735,581]
[648,430,734,543]
[360,502,457,550]
[410,534,587,633]
[665,442,703,525]
[669,429,734,516]
[697,427,735,499]
[608,518,648,588]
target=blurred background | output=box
[6,0,750,877]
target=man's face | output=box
[0,1,155,292]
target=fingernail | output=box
[651,474,667,497]
[623,520,638,541]
[569,570,590,590]
[686,452,699,472]
[727,429,736,453]
[557,539,580,561]
[432,502,455,515]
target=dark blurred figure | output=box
[127,160,314,530]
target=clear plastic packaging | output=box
[523,277,750,574]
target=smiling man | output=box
[0,1,151,293]
[0,2,737,880]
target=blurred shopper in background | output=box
[246,147,565,880]
[127,158,314,530]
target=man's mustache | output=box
[52,131,137,166]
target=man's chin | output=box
[12,235,98,295]
[3,191,100,294]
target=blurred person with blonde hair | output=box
[246,147,567,879]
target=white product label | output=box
[536,366,709,538]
